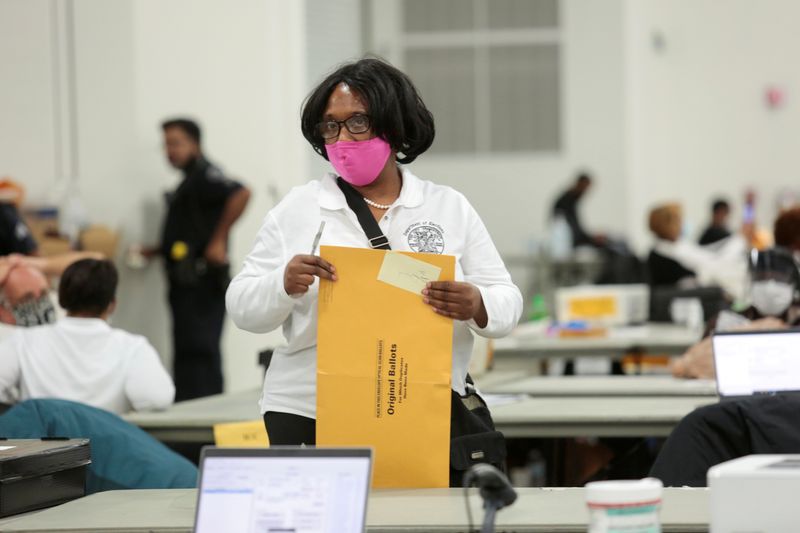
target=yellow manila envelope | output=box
[213,420,270,447]
[317,246,455,488]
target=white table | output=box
[124,389,716,442]
[484,375,718,397]
[494,323,699,361]
[490,395,715,438]
[0,487,710,532]
[123,389,262,443]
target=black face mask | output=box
[8,295,57,327]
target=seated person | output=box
[698,198,731,246]
[651,211,800,486]
[673,214,800,379]
[651,394,800,487]
[0,251,106,331]
[646,202,748,299]
[0,259,174,414]
[647,203,695,286]
[0,258,55,328]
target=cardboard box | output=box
[80,225,119,259]
[37,237,72,257]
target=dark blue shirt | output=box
[160,157,242,264]
[0,203,38,256]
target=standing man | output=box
[552,172,605,248]
[151,118,251,401]
[698,198,731,246]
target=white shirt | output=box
[226,168,523,418]
[654,235,748,300]
[0,317,175,414]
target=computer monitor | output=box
[193,447,372,533]
[713,329,800,398]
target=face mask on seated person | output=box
[751,280,795,317]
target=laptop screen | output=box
[713,330,800,397]
[194,448,372,533]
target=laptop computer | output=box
[712,329,800,399]
[193,447,372,533]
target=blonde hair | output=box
[649,203,682,240]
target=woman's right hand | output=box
[283,255,337,296]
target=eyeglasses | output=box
[316,114,371,140]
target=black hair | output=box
[775,207,800,248]
[58,259,118,316]
[162,118,202,145]
[712,199,730,213]
[576,172,592,184]
[300,57,435,164]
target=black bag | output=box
[449,384,507,486]
[336,178,507,487]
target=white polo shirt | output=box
[0,317,175,414]
[226,167,523,419]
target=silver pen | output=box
[310,221,326,255]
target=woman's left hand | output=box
[423,281,488,327]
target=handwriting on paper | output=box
[377,252,442,295]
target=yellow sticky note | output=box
[213,420,269,448]
[377,251,442,295]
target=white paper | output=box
[377,252,441,295]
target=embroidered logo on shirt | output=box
[404,222,445,254]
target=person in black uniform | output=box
[148,118,251,401]
[698,198,731,246]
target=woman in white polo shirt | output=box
[226,58,522,469]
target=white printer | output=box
[709,454,800,532]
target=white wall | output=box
[366,0,628,299]
[370,0,628,259]
[304,0,364,179]
[127,0,309,392]
[625,0,800,251]
[2,0,310,393]
[0,0,61,203]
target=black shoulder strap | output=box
[336,177,391,250]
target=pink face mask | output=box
[325,137,392,187]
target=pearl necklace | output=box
[363,197,393,210]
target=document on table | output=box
[317,245,455,488]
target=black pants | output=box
[264,392,506,487]
[650,395,800,487]
[168,274,226,401]
[264,412,316,446]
